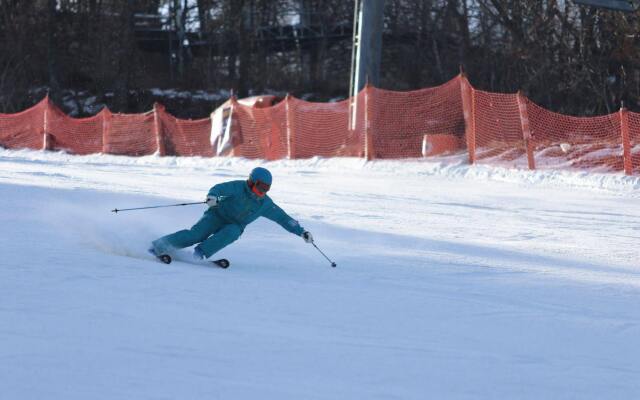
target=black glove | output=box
[302,231,314,243]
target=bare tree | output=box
[2,0,640,116]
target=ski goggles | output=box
[254,180,271,192]
[250,180,271,196]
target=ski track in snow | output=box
[0,149,639,399]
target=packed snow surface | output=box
[1,149,639,399]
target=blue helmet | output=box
[248,167,272,196]
[249,167,272,185]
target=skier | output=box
[149,167,313,263]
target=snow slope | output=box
[1,149,639,399]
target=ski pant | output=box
[152,211,243,258]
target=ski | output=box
[212,258,230,269]
[149,248,227,268]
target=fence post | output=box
[285,94,296,159]
[229,96,238,157]
[620,107,633,175]
[364,84,375,161]
[101,108,111,154]
[517,91,536,170]
[459,74,476,164]
[153,103,166,156]
[42,95,51,151]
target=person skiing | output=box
[149,167,313,263]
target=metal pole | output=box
[351,0,384,96]
[312,242,337,268]
[111,201,206,213]
[348,0,361,131]
[349,0,385,130]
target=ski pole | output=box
[311,242,337,268]
[111,201,206,213]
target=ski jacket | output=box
[206,180,305,236]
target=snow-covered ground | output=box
[1,148,639,399]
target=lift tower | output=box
[349,0,385,130]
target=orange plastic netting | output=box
[368,78,465,159]
[464,81,631,173]
[0,75,638,175]
[526,100,623,172]
[156,104,212,157]
[46,102,103,155]
[471,90,529,169]
[288,96,362,159]
[103,109,157,156]
[0,97,47,150]
[627,111,640,175]
[232,98,288,160]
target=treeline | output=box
[1,0,639,117]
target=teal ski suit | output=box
[152,180,305,258]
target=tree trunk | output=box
[47,0,60,103]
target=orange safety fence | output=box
[470,90,528,169]
[627,111,640,175]
[103,108,157,156]
[526,100,623,172]
[45,102,104,155]
[156,104,212,157]
[232,97,288,160]
[0,75,638,175]
[461,74,638,175]
[369,79,466,159]
[0,97,47,150]
[288,95,362,159]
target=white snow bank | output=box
[1,148,638,196]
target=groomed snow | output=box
[1,148,639,399]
